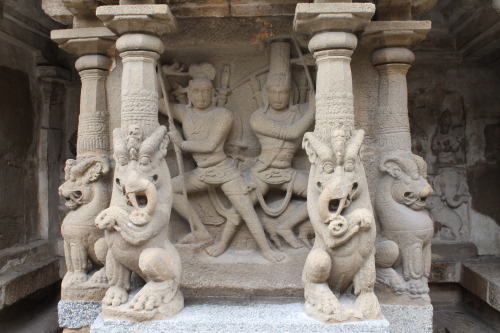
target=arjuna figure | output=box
[160,63,285,263]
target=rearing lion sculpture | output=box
[95,125,183,321]
[301,128,381,323]
[374,152,434,298]
[59,156,110,300]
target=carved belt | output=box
[197,159,239,185]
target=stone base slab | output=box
[58,300,101,329]
[91,301,389,333]
[381,304,433,333]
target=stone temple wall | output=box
[0,0,499,332]
[0,0,79,311]
[407,60,500,255]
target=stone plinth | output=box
[58,300,101,329]
[90,299,390,333]
[381,304,433,333]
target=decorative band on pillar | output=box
[372,47,415,152]
[116,33,164,137]
[309,32,358,138]
[75,54,112,157]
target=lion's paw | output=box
[103,286,128,306]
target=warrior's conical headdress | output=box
[266,42,291,89]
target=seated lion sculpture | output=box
[375,152,434,299]
[59,156,110,300]
[95,125,183,321]
[301,128,381,322]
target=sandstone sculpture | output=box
[94,4,183,321]
[160,63,285,263]
[431,110,464,166]
[294,1,381,323]
[302,129,380,322]
[375,152,434,298]
[203,41,315,254]
[60,156,110,300]
[95,125,183,321]
[427,168,468,240]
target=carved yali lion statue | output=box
[301,129,381,323]
[59,156,110,300]
[374,152,434,299]
[95,125,183,321]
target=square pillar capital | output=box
[96,4,178,36]
[294,3,375,35]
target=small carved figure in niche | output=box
[205,42,315,255]
[159,63,285,263]
[95,125,183,321]
[301,128,381,322]
[431,110,464,166]
[375,152,434,298]
[427,168,468,240]
[59,156,110,300]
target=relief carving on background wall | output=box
[159,41,315,262]
[410,91,470,242]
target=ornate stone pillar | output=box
[94,3,184,321]
[363,21,435,301]
[51,24,116,333]
[294,1,383,324]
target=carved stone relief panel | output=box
[409,90,470,242]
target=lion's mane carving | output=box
[59,156,110,300]
[374,152,434,299]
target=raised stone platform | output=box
[90,299,390,333]
[58,300,101,329]
[381,304,433,333]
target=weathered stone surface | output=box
[58,300,101,329]
[0,258,60,309]
[91,300,390,333]
[380,304,433,333]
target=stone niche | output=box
[105,17,317,297]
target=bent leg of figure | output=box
[63,240,73,275]
[277,202,309,249]
[303,248,345,321]
[103,251,130,307]
[374,239,404,293]
[206,215,241,257]
[130,246,183,312]
[222,179,285,263]
[401,241,423,281]
[171,173,212,245]
[353,249,381,320]
[276,172,309,248]
[67,242,89,284]
[88,238,108,284]
[423,242,431,279]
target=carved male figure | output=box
[160,63,285,263]
[206,73,315,254]
[95,125,183,321]
[301,128,381,322]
